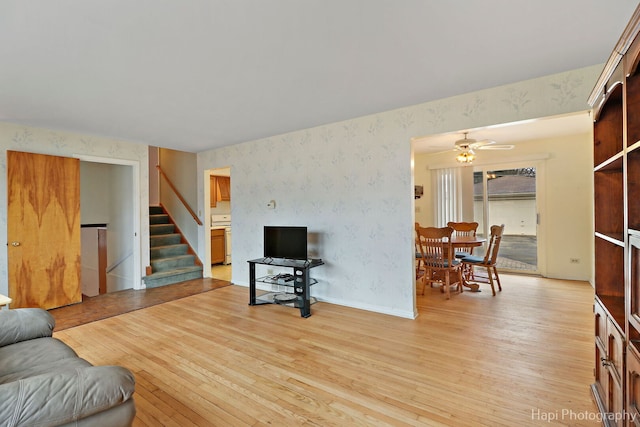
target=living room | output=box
[1,2,638,425]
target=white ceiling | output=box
[1,1,637,153]
[412,111,593,154]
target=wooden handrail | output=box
[156,165,203,226]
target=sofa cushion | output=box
[0,337,79,378]
[0,308,55,347]
[0,366,135,426]
[0,356,92,385]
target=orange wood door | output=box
[7,150,82,309]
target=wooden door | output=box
[7,151,82,309]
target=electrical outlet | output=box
[570,258,580,264]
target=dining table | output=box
[450,235,487,292]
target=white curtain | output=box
[432,167,463,227]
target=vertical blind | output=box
[433,167,462,226]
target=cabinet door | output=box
[609,372,624,427]
[596,300,608,350]
[608,319,625,426]
[595,343,610,412]
[211,229,225,264]
[627,346,640,426]
[609,318,626,384]
[210,176,218,207]
[631,236,640,333]
[218,176,230,201]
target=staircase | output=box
[143,206,203,288]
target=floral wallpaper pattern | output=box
[0,64,601,317]
[198,64,602,318]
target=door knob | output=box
[10,242,20,247]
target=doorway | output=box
[77,155,142,292]
[472,163,542,274]
[206,167,232,281]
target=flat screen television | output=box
[263,226,308,260]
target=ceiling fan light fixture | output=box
[456,150,475,163]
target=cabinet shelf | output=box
[594,153,624,172]
[597,295,626,331]
[594,84,623,166]
[594,167,624,237]
[594,236,625,300]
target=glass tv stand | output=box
[248,257,324,318]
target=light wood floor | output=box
[53,275,597,426]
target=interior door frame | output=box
[75,154,143,290]
[472,159,547,276]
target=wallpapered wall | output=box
[198,64,602,318]
[0,124,150,297]
[0,64,601,316]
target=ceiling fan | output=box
[452,132,514,163]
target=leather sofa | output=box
[0,308,135,426]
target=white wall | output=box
[0,65,600,309]
[107,164,135,292]
[418,131,593,281]
[80,162,111,224]
[159,148,199,248]
[197,65,602,318]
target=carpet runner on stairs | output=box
[143,206,203,288]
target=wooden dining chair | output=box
[447,221,479,258]
[415,222,425,280]
[415,225,463,299]
[461,224,505,296]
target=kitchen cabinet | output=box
[209,176,231,207]
[217,176,230,201]
[211,229,225,264]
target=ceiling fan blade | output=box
[432,148,458,155]
[477,144,515,150]
[469,139,496,148]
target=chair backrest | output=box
[447,221,479,255]
[447,221,479,237]
[482,224,505,265]
[415,226,454,269]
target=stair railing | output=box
[156,165,203,226]
[106,252,133,274]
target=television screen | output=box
[264,226,308,260]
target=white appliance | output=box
[211,214,231,264]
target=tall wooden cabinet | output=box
[589,6,640,425]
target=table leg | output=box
[461,264,480,292]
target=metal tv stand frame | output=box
[248,257,324,318]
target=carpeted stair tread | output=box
[144,205,203,289]
[150,224,175,235]
[143,266,203,288]
[151,254,196,271]
[150,214,170,225]
[150,233,182,247]
[151,244,188,259]
[149,206,164,215]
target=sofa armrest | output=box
[0,308,55,347]
[0,365,135,426]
